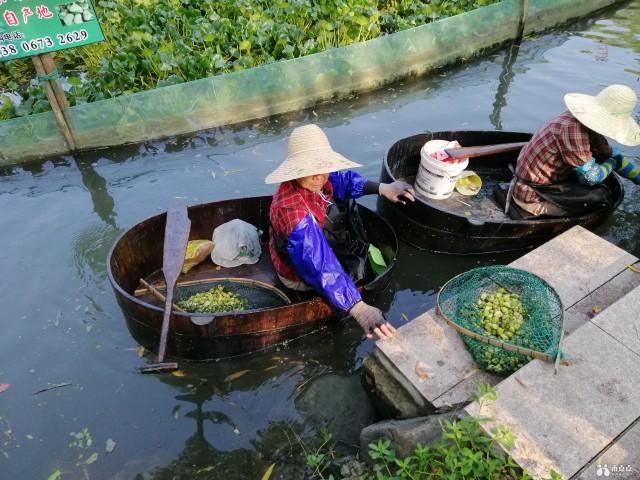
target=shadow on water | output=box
[73,153,118,229]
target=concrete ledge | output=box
[563,267,640,336]
[373,309,501,413]
[592,286,640,357]
[575,419,640,480]
[372,226,638,415]
[465,290,640,479]
[510,226,637,309]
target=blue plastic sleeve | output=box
[329,171,367,201]
[287,214,362,311]
[574,158,615,186]
[611,146,623,162]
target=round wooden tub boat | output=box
[107,196,397,361]
[378,131,624,255]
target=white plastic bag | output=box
[211,219,262,268]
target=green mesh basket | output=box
[437,266,564,376]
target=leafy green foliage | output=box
[0,95,15,120]
[304,383,563,480]
[0,0,499,119]
[362,385,527,480]
[305,427,336,480]
[547,469,564,480]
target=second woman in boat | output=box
[509,84,640,217]
[266,124,414,341]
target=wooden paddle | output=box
[139,204,191,374]
[445,141,528,161]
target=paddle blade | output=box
[162,204,191,286]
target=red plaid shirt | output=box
[269,180,334,282]
[514,111,593,203]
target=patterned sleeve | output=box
[574,158,616,186]
[287,214,362,311]
[329,171,367,201]
[558,120,593,167]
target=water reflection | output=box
[72,222,121,282]
[74,153,118,228]
[584,1,640,55]
[490,42,522,130]
[133,330,370,479]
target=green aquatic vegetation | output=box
[177,285,247,313]
[0,95,14,120]
[0,0,499,118]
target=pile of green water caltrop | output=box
[57,1,93,25]
[477,287,524,340]
[475,287,528,374]
[177,285,246,314]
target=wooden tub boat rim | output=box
[384,131,624,225]
[106,197,398,319]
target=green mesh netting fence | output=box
[437,265,564,376]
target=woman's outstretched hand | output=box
[379,181,416,204]
[349,301,396,341]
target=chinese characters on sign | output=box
[0,0,104,61]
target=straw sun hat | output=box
[265,124,362,184]
[564,84,640,146]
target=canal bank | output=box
[0,0,624,165]
[362,226,640,479]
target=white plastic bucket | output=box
[415,140,469,200]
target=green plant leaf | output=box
[47,470,62,480]
[84,452,98,465]
[260,463,275,480]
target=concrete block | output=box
[362,354,430,419]
[431,369,501,410]
[465,322,640,479]
[511,226,637,308]
[576,420,640,480]
[563,267,640,336]
[592,285,640,357]
[360,410,466,461]
[376,309,482,410]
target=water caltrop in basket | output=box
[437,266,564,376]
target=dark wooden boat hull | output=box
[379,131,624,254]
[107,196,397,360]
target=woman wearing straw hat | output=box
[509,84,640,217]
[266,124,415,341]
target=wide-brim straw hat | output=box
[564,84,640,146]
[265,124,362,184]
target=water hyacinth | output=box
[0,0,499,118]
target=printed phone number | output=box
[0,30,89,58]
